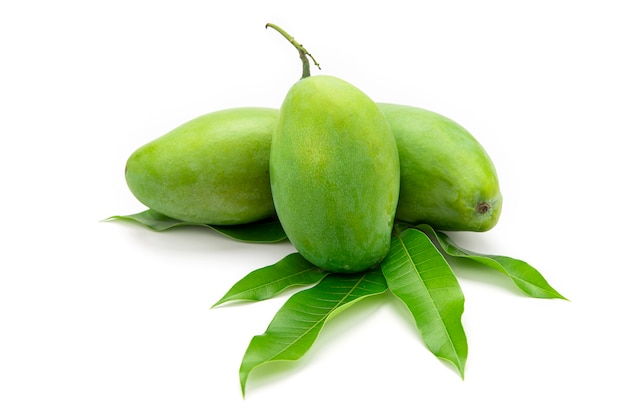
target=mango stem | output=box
[266,23,321,79]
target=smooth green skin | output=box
[378,103,502,231]
[271,75,401,273]
[125,107,278,225]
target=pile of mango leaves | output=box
[110,209,566,396]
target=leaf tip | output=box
[441,356,466,380]
[210,298,227,309]
[239,368,251,398]
[554,292,570,302]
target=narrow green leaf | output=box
[210,220,287,243]
[381,228,467,378]
[239,269,387,396]
[417,224,567,300]
[107,209,199,231]
[212,253,328,307]
[106,209,287,243]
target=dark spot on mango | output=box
[476,202,490,214]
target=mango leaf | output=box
[381,228,467,378]
[239,269,387,396]
[416,224,567,300]
[212,253,328,307]
[107,209,193,231]
[212,220,287,243]
[106,209,287,243]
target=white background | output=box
[2,0,624,415]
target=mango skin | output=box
[270,75,401,273]
[125,107,278,225]
[378,103,502,231]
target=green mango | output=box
[125,107,278,225]
[378,103,502,231]
[270,75,401,273]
